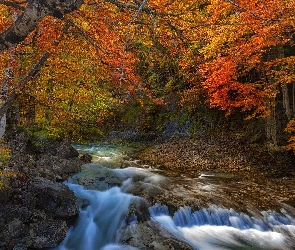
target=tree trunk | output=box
[266,97,277,146]
[0,0,84,53]
[26,95,36,125]
[0,114,6,139]
[0,52,49,139]
[0,67,12,140]
[282,83,292,120]
[7,102,20,133]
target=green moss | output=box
[0,146,11,163]
[0,151,10,162]
[26,162,34,168]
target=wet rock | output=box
[0,201,70,249]
[1,133,83,249]
[36,154,82,180]
[25,137,79,159]
[0,180,78,249]
[26,177,78,219]
[119,221,194,250]
[0,242,7,250]
[7,206,47,224]
[54,138,79,159]
[8,141,83,182]
[125,200,151,223]
[123,181,164,202]
[15,160,57,182]
[29,220,67,248]
[71,164,122,191]
[79,153,92,163]
[8,154,36,172]
[9,243,26,250]
[8,219,27,239]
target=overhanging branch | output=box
[0,0,84,53]
[0,52,50,119]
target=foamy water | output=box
[54,143,295,250]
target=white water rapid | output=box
[150,204,295,249]
[54,143,295,250]
[56,184,137,250]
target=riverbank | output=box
[1,130,295,249]
[0,133,91,250]
[137,133,295,210]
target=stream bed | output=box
[55,143,295,250]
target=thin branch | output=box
[0,52,49,119]
[63,17,118,69]
[0,0,26,10]
[105,0,149,12]
[225,0,283,22]
[105,0,182,18]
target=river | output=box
[54,143,295,250]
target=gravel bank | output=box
[137,133,295,210]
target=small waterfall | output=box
[55,183,137,250]
[149,204,295,249]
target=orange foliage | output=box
[179,0,295,118]
[1,0,295,144]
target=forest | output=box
[1,0,295,151]
[2,1,295,249]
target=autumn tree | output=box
[0,0,149,139]
[170,0,295,149]
[1,0,295,152]
[0,0,205,139]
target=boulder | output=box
[71,164,122,191]
[9,133,80,160]
[0,203,69,249]
[1,133,83,249]
[7,219,28,240]
[26,137,79,159]
[36,154,82,180]
[119,220,194,250]
[79,153,92,163]
[28,220,68,248]
[26,177,78,219]
[0,241,6,250]
[54,138,79,159]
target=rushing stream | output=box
[55,143,295,250]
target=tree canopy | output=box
[1,0,295,150]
